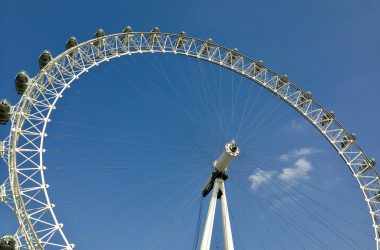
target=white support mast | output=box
[220,181,234,250]
[200,179,219,250]
[200,140,239,250]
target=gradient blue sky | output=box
[0,0,380,249]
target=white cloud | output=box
[248,169,276,191]
[271,196,294,210]
[280,147,316,162]
[278,158,312,184]
[249,148,316,192]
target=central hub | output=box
[212,140,240,172]
[202,140,240,197]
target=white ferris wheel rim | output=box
[2,30,379,249]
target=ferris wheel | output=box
[0,26,378,250]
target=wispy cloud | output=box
[248,147,316,191]
[279,118,308,133]
[278,158,312,184]
[290,118,305,130]
[279,147,317,162]
[248,169,276,191]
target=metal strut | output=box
[200,140,239,250]
[200,178,234,250]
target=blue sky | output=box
[0,0,380,249]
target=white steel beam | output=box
[220,181,234,250]
[200,180,220,250]
[200,179,235,250]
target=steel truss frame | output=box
[0,31,378,249]
[200,178,234,250]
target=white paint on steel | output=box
[200,179,235,250]
[0,141,4,157]
[1,30,378,249]
[200,179,219,250]
[220,181,234,250]
[0,183,5,203]
[213,140,240,172]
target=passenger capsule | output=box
[15,71,29,95]
[227,48,239,64]
[65,36,78,51]
[0,100,11,125]
[341,133,356,149]
[39,50,52,69]
[93,29,105,47]
[299,91,312,107]
[150,27,160,33]
[121,26,133,48]
[175,31,187,49]
[253,60,264,76]
[321,111,334,127]
[123,26,133,33]
[0,235,16,250]
[65,36,78,57]
[94,29,105,38]
[200,38,213,55]
[149,27,160,47]
[276,75,289,90]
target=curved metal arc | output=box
[198,56,376,178]
[36,61,108,250]
[9,114,39,249]
[8,31,380,249]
